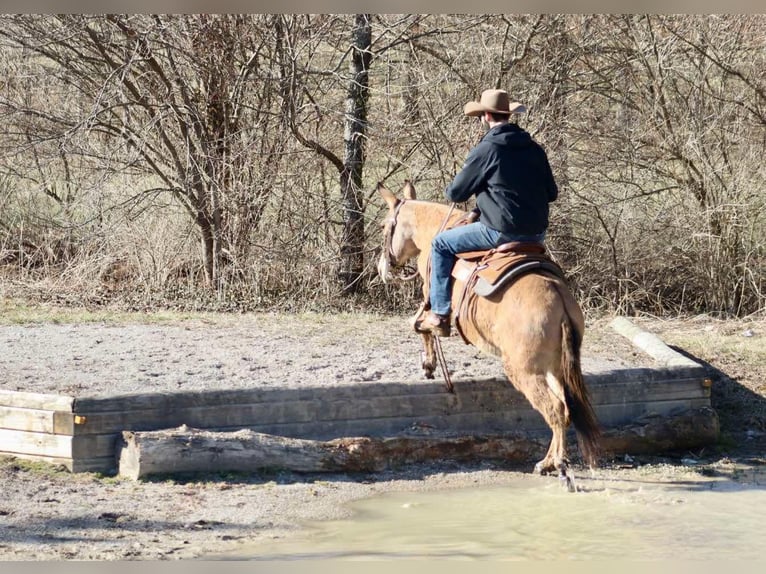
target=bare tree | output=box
[0,14,289,287]
[0,14,763,315]
[564,14,765,314]
[273,14,373,294]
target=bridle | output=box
[383,199,420,281]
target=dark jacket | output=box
[444,123,558,236]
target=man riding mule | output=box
[418,88,559,338]
[376,89,599,487]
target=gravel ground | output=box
[0,311,763,560]
[0,313,639,397]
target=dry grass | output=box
[0,296,232,326]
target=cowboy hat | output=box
[463,89,527,117]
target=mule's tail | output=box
[561,317,601,467]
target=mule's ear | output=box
[402,179,416,200]
[377,182,398,209]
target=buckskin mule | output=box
[376,181,600,490]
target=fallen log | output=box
[116,407,719,480]
[117,425,549,480]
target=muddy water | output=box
[234,468,766,560]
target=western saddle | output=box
[449,241,567,343]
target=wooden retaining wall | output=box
[0,318,714,474]
[0,391,80,469]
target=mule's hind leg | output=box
[534,433,565,476]
[507,368,574,489]
[538,433,577,493]
[535,416,577,492]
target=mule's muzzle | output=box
[378,251,418,283]
[377,252,393,284]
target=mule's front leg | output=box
[418,333,437,379]
[410,306,436,378]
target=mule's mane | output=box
[405,199,456,212]
[401,200,466,245]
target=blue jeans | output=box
[429,222,546,315]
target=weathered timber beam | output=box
[117,407,719,480]
[600,406,719,455]
[117,425,548,480]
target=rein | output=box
[424,202,456,295]
[437,203,457,234]
[424,202,457,394]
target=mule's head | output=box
[377,180,420,283]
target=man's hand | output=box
[454,210,480,227]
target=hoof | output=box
[533,460,554,475]
[559,472,577,493]
[420,352,436,379]
[556,463,577,493]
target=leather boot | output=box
[416,312,451,337]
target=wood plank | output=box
[585,366,706,386]
[601,406,719,455]
[0,390,74,411]
[72,381,465,412]
[590,378,709,405]
[0,428,72,458]
[68,377,710,436]
[71,401,324,434]
[71,456,118,474]
[184,397,710,440]
[70,374,709,423]
[470,377,708,407]
[593,397,712,428]
[0,406,56,433]
[219,408,551,440]
[77,371,700,413]
[0,407,75,435]
[71,434,118,458]
[53,411,75,435]
[68,392,546,435]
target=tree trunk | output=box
[116,407,718,480]
[197,212,216,287]
[338,14,372,294]
[117,425,548,480]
